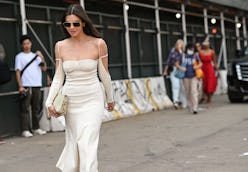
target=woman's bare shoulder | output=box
[96,37,107,47]
[87,37,105,49]
[89,37,103,44]
[56,38,70,46]
[199,49,213,56]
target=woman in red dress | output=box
[199,40,219,108]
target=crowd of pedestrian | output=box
[163,38,219,114]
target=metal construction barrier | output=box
[215,70,228,95]
[147,77,173,109]
[102,76,173,122]
[39,76,173,131]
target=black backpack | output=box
[0,60,11,85]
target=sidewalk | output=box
[1,95,248,172]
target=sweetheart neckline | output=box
[63,59,98,63]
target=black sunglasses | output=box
[63,22,81,28]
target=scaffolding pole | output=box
[203,8,209,35]
[80,0,85,9]
[220,12,227,69]
[123,2,132,79]
[155,0,162,75]
[243,17,247,47]
[25,19,55,65]
[181,4,187,45]
[235,16,241,50]
[19,0,27,35]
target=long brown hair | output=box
[61,4,102,38]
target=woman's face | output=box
[176,42,184,51]
[64,14,84,37]
[202,44,209,50]
[195,43,201,51]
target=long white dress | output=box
[46,38,113,172]
[56,59,104,172]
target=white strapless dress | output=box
[56,59,104,172]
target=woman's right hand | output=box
[107,102,115,112]
[48,105,60,118]
[179,66,186,72]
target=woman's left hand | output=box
[215,70,220,78]
[107,102,115,112]
[180,66,186,72]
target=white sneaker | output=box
[173,102,179,109]
[33,129,47,135]
[22,130,33,138]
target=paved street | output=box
[0,95,248,172]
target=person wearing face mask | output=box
[175,43,202,114]
[163,39,186,109]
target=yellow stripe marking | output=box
[126,80,141,115]
[145,79,160,111]
[112,109,122,119]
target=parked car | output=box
[227,46,248,102]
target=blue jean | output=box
[170,67,187,107]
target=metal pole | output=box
[80,0,85,9]
[46,9,54,59]
[220,12,227,69]
[203,8,209,35]
[155,0,162,75]
[242,17,247,47]
[235,16,241,50]
[181,4,187,45]
[25,19,55,65]
[20,0,27,35]
[123,2,132,79]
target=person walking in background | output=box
[163,39,186,109]
[45,4,114,172]
[195,42,205,104]
[15,35,47,138]
[195,42,201,53]
[198,40,219,108]
[175,43,202,114]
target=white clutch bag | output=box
[53,90,68,116]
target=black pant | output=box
[20,87,41,131]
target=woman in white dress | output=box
[45,4,115,172]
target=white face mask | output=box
[187,50,194,55]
